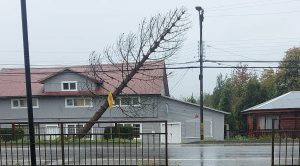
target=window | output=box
[259,115,279,129]
[65,98,93,107]
[45,125,59,140]
[61,81,77,91]
[66,124,92,138]
[66,124,83,135]
[115,97,140,106]
[11,98,39,109]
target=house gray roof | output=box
[242,91,300,112]
[161,95,229,115]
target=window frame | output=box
[61,81,78,91]
[65,97,93,108]
[11,98,39,109]
[114,96,141,107]
[65,124,94,139]
[259,115,279,130]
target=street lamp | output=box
[195,6,204,141]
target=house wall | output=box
[0,95,226,143]
[43,72,97,92]
[0,95,159,122]
[247,115,254,130]
[246,110,300,131]
[156,97,226,142]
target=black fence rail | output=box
[272,118,300,166]
[0,120,168,166]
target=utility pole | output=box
[20,0,36,165]
[195,6,204,141]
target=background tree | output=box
[184,93,197,104]
[260,68,276,99]
[276,47,300,95]
[80,8,190,135]
[203,47,300,130]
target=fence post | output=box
[164,121,168,166]
[271,119,275,166]
[60,122,65,166]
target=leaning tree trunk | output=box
[79,9,188,136]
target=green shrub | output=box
[0,128,24,142]
[104,126,134,140]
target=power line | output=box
[204,60,300,63]
[0,65,299,76]
[207,10,300,17]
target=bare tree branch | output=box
[79,7,190,136]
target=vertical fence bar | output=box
[4,140,7,166]
[124,137,127,165]
[165,121,168,166]
[292,135,294,165]
[158,133,161,165]
[130,132,132,166]
[67,133,70,165]
[142,132,144,165]
[147,134,150,165]
[135,133,138,165]
[10,128,13,165]
[60,123,65,166]
[279,130,281,165]
[55,132,58,165]
[84,133,87,166]
[285,135,287,165]
[73,134,75,166]
[271,119,274,166]
[38,124,41,166]
[21,134,24,165]
[298,137,300,165]
[89,133,92,165]
[0,134,2,166]
[96,133,98,166]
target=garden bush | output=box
[0,128,24,142]
[104,125,134,140]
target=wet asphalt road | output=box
[1,143,298,165]
[168,144,298,166]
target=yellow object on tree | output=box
[107,92,114,110]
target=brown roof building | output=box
[242,91,300,134]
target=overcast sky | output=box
[0,0,300,99]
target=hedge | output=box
[104,126,134,140]
[0,128,25,142]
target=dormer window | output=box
[61,81,77,91]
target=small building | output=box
[0,61,228,143]
[242,91,300,133]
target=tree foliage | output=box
[276,47,300,95]
[204,47,300,130]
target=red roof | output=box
[0,60,169,97]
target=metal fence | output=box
[272,118,300,166]
[225,129,275,139]
[0,120,168,165]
